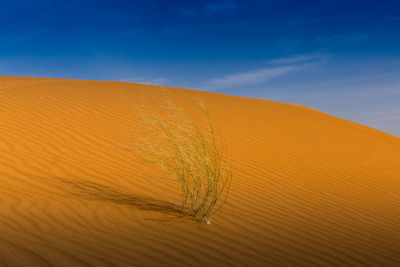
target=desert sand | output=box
[0,75,399,266]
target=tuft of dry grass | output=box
[138,101,232,223]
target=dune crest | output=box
[0,76,399,266]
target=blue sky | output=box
[1,0,400,136]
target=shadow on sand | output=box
[45,177,200,223]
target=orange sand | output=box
[0,76,399,266]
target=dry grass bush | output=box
[138,101,232,223]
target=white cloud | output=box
[261,80,400,137]
[362,110,400,123]
[265,53,329,65]
[203,53,328,90]
[361,109,400,137]
[122,77,171,86]
[203,65,299,90]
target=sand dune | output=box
[0,75,399,266]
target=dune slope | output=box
[0,76,399,266]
